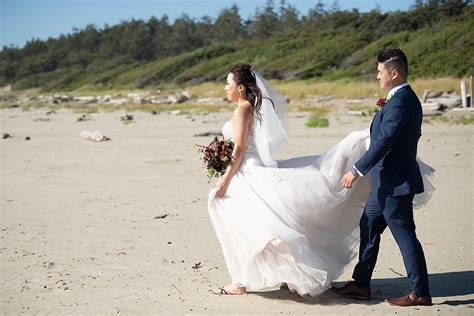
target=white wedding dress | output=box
[208,119,434,296]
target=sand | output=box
[0,107,472,315]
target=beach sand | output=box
[1,108,472,314]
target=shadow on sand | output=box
[253,270,474,306]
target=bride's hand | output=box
[215,176,230,198]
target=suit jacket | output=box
[355,85,424,197]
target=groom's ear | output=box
[390,68,400,81]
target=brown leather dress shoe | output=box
[385,290,433,306]
[330,281,371,300]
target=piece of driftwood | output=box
[421,102,443,111]
[433,97,461,109]
[452,107,474,112]
[347,110,368,116]
[422,89,431,102]
[80,131,111,142]
[470,75,473,108]
[461,80,467,108]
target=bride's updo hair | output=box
[229,63,262,120]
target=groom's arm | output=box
[354,100,408,176]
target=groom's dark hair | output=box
[377,48,408,79]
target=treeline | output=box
[0,0,472,90]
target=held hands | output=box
[215,176,231,198]
[341,171,358,189]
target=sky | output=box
[0,0,415,48]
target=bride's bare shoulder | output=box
[233,101,252,117]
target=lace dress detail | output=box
[222,120,257,156]
[245,128,257,155]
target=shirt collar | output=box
[387,82,410,100]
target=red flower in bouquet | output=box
[376,98,386,107]
[196,136,234,181]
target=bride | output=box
[207,63,433,296]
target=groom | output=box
[334,48,432,306]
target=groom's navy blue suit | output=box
[352,84,430,296]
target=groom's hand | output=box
[341,171,358,189]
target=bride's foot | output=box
[211,284,247,296]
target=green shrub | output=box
[452,115,474,125]
[306,113,329,128]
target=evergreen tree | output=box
[170,14,197,54]
[250,0,279,39]
[279,0,300,33]
[330,0,341,12]
[214,5,244,42]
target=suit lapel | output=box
[370,85,410,134]
[370,110,381,133]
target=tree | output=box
[130,20,156,61]
[194,16,214,47]
[250,0,279,39]
[170,14,197,54]
[279,0,300,33]
[98,25,121,59]
[0,47,20,82]
[81,25,101,53]
[214,4,244,42]
[151,15,172,57]
[412,0,425,9]
[305,0,327,24]
[441,0,469,17]
[330,0,341,12]
[22,39,48,57]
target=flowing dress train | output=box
[208,120,434,296]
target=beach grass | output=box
[423,113,474,125]
[305,113,329,128]
[163,77,463,101]
[345,103,379,112]
[452,115,474,125]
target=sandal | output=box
[211,285,246,296]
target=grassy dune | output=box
[3,77,465,102]
[184,77,464,101]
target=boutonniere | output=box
[376,90,396,109]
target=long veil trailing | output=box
[251,68,434,208]
[413,159,435,209]
[252,69,288,168]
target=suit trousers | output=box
[352,192,430,296]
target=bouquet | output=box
[196,136,234,181]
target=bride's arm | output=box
[215,105,252,197]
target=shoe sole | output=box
[385,299,433,307]
[349,295,371,300]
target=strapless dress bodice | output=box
[222,120,260,166]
